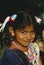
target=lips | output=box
[23,40,31,43]
[24,39,31,42]
[25,41,30,43]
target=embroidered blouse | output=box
[24,43,39,65]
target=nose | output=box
[27,33,32,40]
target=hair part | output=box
[11,11,36,30]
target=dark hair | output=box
[4,11,36,32]
[1,11,37,47]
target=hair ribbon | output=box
[0,14,17,32]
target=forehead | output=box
[16,24,34,31]
[24,25,34,30]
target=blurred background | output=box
[0,0,44,34]
[0,0,44,64]
[0,0,44,21]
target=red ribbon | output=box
[26,9,31,13]
[9,17,13,23]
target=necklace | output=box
[11,40,28,52]
[11,41,21,50]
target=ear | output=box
[8,26,15,36]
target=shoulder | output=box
[2,48,23,58]
[1,48,18,61]
[1,48,22,65]
[1,48,31,65]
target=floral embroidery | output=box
[24,43,39,65]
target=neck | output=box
[10,41,28,52]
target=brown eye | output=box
[31,31,35,34]
[21,31,26,34]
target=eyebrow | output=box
[18,27,26,31]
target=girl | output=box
[1,11,42,65]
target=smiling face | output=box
[13,24,35,47]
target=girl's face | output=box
[14,24,35,47]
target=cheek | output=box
[31,34,35,39]
[16,34,24,41]
[30,34,35,42]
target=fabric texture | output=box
[24,43,40,65]
[1,48,31,65]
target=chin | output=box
[23,44,29,47]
